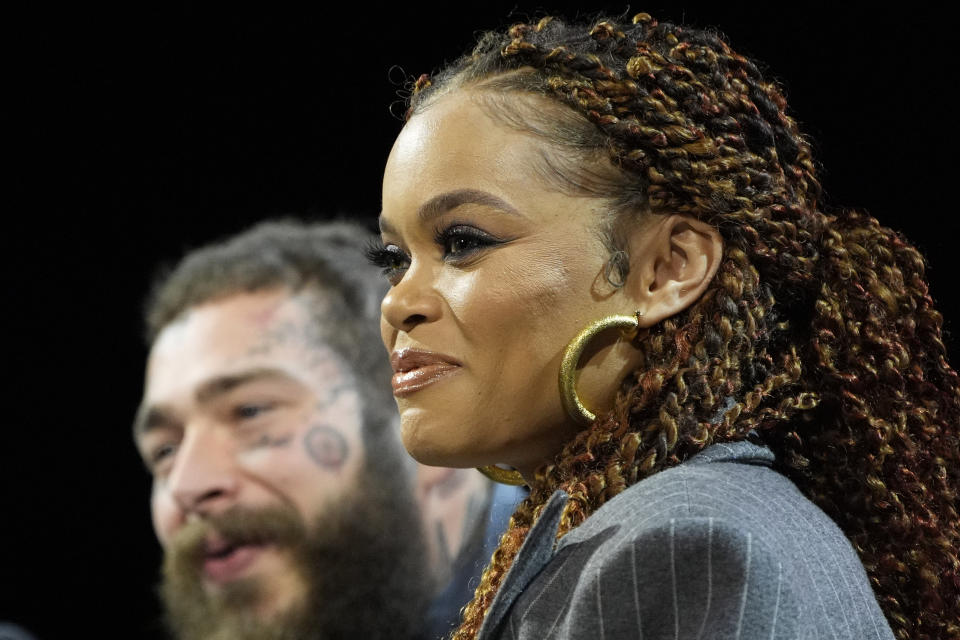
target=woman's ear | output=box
[623,214,723,327]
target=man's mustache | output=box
[165,504,307,574]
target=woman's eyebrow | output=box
[379,188,523,234]
[418,188,522,222]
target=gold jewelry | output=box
[475,311,641,486]
[476,464,526,486]
[559,312,641,425]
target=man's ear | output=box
[623,214,723,327]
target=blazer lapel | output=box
[476,441,772,638]
[476,490,568,640]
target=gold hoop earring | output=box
[476,464,526,486]
[559,312,641,425]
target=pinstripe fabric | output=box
[477,442,893,640]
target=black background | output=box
[4,2,958,638]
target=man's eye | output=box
[235,404,273,420]
[148,443,178,472]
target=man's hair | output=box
[146,220,432,638]
[145,219,394,436]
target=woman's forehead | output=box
[384,92,556,199]
[386,90,622,200]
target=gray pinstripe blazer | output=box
[477,442,894,640]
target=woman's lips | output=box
[390,348,462,397]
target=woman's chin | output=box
[399,415,490,469]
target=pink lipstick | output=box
[390,348,462,397]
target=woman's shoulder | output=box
[530,441,894,640]
[565,441,830,548]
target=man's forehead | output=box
[154,290,316,352]
[145,289,351,400]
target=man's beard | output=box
[159,469,431,640]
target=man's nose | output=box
[166,427,239,516]
[380,261,443,333]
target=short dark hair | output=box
[144,219,394,436]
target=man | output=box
[133,220,520,640]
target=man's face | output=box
[135,288,424,638]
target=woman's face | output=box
[378,91,644,476]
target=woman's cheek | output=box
[436,268,481,318]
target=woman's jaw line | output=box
[397,398,577,484]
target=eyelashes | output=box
[435,224,503,259]
[364,239,409,284]
[365,224,507,284]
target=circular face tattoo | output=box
[304,425,348,470]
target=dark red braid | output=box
[408,14,959,640]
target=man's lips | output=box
[202,535,267,584]
[390,348,462,397]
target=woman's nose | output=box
[381,263,443,333]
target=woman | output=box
[369,14,959,640]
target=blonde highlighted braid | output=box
[408,14,960,640]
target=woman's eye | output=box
[439,226,501,260]
[364,241,409,285]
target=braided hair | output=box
[407,15,960,640]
